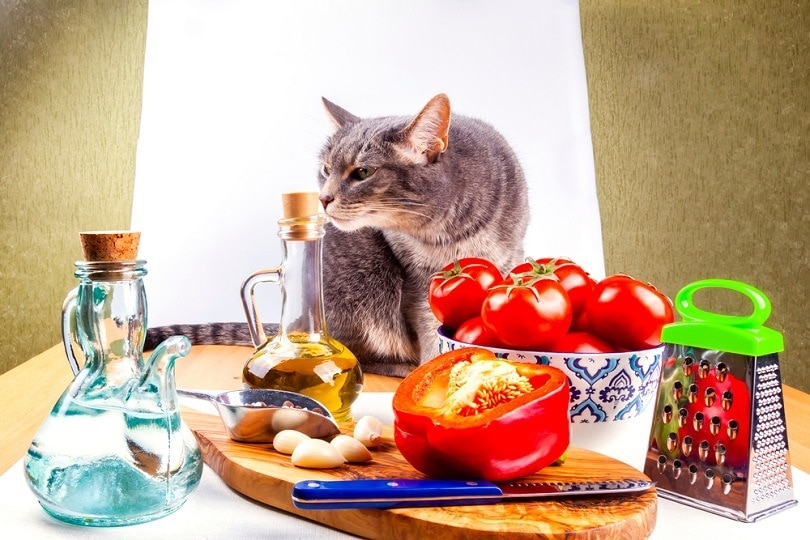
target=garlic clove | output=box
[330,434,373,463]
[291,438,347,469]
[272,429,311,455]
[353,415,384,448]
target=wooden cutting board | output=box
[182,410,657,539]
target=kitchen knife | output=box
[291,478,654,510]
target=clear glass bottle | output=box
[24,246,202,527]
[241,195,363,423]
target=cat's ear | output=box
[322,97,360,128]
[395,94,451,165]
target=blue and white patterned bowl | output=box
[437,326,663,424]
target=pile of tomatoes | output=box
[428,257,675,353]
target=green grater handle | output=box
[675,278,771,329]
[664,278,783,356]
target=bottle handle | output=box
[240,267,282,348]
[61,287,84,376]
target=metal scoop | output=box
[177,388,341,443]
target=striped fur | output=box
[143,322,277,351]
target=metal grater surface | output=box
[642,279,798,522]
[748,354,793,513]
[644,346,797,522]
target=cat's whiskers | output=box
[337,207,425,231]
[381,207,433,220]
[366,206,431,218]
[377,199,432,210]
[360,202,433,221]
[377,198,431,208]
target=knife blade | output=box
[291,478,654,510]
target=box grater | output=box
[643,278,797,522]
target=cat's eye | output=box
[351,166,377,180]
[322,163,332,176]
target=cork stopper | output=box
[282,192,321,219]
[79,231,140,262]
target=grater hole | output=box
[672,381,684,400]
[688,383,699,403]
[699,360,710,378]
[716,362,728,382]
[705,387,716,407]
[722,472,733,495]
[715,443,727,466]
[682,436,693,457]
[727,419,739,440]
[689,464,699,484]
[710,415,721,435]
[662,404,673,423]
[672,459,683,479]
[698,440,710,461]
[705,468,716,490]
[666,432,678,453]
[722,390,733,411]
[693,411,705,431]
[678,407,688,427]
[683,356,694,376]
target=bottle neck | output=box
[74,260,148,377]
[74,260,148,281]
[278,235,329,340]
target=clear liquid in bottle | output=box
[25,393,202,526]
[24,240,202,527]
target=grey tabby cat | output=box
[144,94,529,378]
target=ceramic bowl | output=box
[436,326,663,424]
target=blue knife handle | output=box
[292,479,504,510]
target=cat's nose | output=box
[319,194,334,210]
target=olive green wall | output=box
[580,0,809,392]
[1,1,808,393]
[0,0,147,372]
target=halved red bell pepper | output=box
[392,347,570,481]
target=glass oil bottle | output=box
[24,231,202,526]
[241,192,363,423]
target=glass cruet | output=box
[23,231,202,527]
[241,192,363,423]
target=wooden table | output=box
[2,344,809,477]
[0,344,400,475]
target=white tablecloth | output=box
[1,393,804,539]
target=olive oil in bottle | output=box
[241,192,363,423]
[243,336,362,423]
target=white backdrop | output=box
[131,0,605,327]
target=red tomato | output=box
[452,316,504,348]
[570,310,591,332]
[548,331,615,353]
[481,276,572,350]
[508,257,594,319]
[585,274,674,350]
[428,258,503,329]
